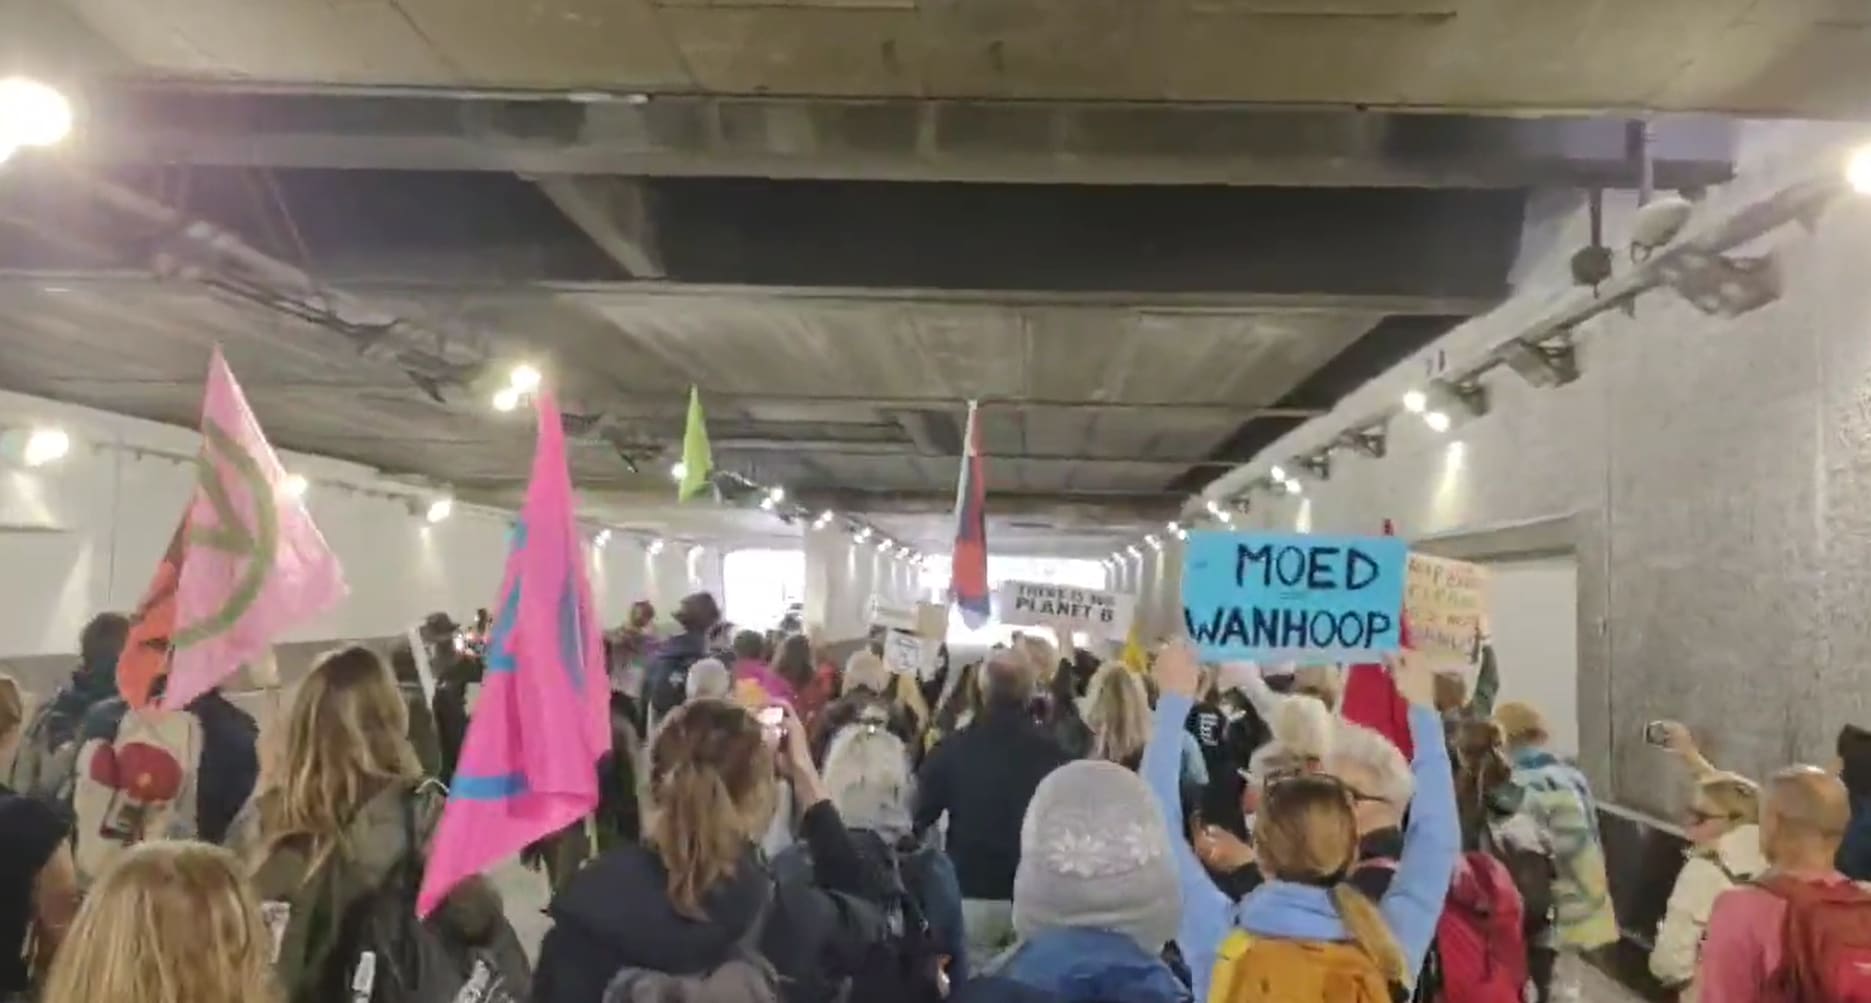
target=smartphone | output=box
[758,705,786,745]
[1643,721,1672,747]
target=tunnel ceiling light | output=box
[1283,478,1303,495]
[1175,528,1189,541]
[1217,510,1234,524]
[21,426,70,467]
[1145,534,1162,550]
[1166,521,1181,534]
[1850,143,1871,195]
[855,526,872,542]
[759,496,776,512]
[1268,464,1288,482]
[594,528,613,548]
[0,77,73,150]
[767,486,785,504]
[669,461,687,482]
[508,363,543,394]
[647,538,665,556]
[1127,545,1142,558]
[491,386,521,413]
[281,473,309,499]
[1402,389,1428,414]
[425,496,454,524]
[1424,410,1453,433]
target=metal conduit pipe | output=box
[1183,167,1847,518]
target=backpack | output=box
[1761,875,1871,1003]
[772,830,945,1003]
[309,793,531,1003]
[1419,852,1526,1003]
[70,704,202,886]
[1208,931,1391,1003]
[600,883,781,1003]
[7,696,84,803]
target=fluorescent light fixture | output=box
[281,473,309,499]
[1850,143,1871,195]
[1166,521,1180,534]
[594,528,613,547]
[767,486,785,504]
[1218,510,1234,524]
[0,77,73,148]
[1284,479,1302,495]
[1402,389,1428,413]
[425,497,454,523]
[21,426,69,467]
[1269,465,1287,482]
[1127,546,1142,558]
[491,386,521,412]
[647,539,665,556]
[670,462,687,482]
[1424,410,1452,433]
[508,363,542,394]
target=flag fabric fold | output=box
[418,390,610,917]
[678,385,713,502]
[1340,518,1416,759]
[124,347,348,709]
[950,400,990,630]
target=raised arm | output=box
[1379,657,1461,977]
[1147,642,1234,1002]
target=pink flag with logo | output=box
[418,390,609,917]
[162,347,347,709]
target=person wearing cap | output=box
[643,592,724,730]
[951,760,1186,1003]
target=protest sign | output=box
[883,629,935,678]
[1405,553,1488,665]
[997,580,1135,638]
[1182,530,1407,662]
[869,596,918,632]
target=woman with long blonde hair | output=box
[41,840,276,1003]
[230,645,502,1002]
[1145,641,1458,1002]
[535,699,892,1003]
[1084,662,1152,768]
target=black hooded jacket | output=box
[533,800,890,1003]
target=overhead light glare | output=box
[22,426,69,467]
[281,473,309,499]
[1402,389,1428,414]
[508,363,542,394]
[0,77,73,149]
[670,462,687,482]
[1424,410,1453,433]
[1849,143,1871,195]
[425,497,454,524]
[492,386,521,412]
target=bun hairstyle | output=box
[1084,662,1151,767]
[1254,775,1407,984]
[645,699,776,919]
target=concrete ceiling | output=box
[2,0,1817,555]
[14,0,1871,116]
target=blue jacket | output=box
[1840,798,1871,881]
[967,927,1188,1003]
[1145,693,1458,1002]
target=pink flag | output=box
[162,348,347,709]
[418,390,609,917]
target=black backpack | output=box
[321,798,532,1003]
[777,830,944,1003]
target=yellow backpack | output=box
[1208,930,1392,1003]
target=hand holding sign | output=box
[1156,639,1200,700]
[1182,531,1407,662]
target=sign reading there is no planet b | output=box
[1181,530,1408,662]
[997,580,1135,638]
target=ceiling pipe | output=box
[1185,165,1846,519]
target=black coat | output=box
[534,801,890,1003]
[913,705,1072,901]
[642,630,712,719]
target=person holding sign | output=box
[1144,639,1457,1003]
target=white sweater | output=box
[1649,824,1769,999]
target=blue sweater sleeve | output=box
[1146,693,1231,1001]
[1380,704,1461,977]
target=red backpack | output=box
[1428,852,1526,1003]
[1762,875,1871,1002]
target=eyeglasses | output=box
[1267,771,1392,808]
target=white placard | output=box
[996,580,1135,638]
[883,629,934,678]
[869,597,919,632]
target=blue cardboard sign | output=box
[1181,530,1407,662]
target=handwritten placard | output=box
[883,629,934,678]
[997,580,1135,638]
[1405,553,1488,665]
[1182,530,1407,662]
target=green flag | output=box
[678,386,713,502]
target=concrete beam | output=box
[713,437,1244,468]
[73,85,1737,190]
[800,489,1185,521]
[531,176,664,279]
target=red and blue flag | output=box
[951,400,990,629]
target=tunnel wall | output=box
[0,388,724,701]
[1210,123,1871,818]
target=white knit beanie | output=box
[1012,760,1182,952]
[844,649,891,694]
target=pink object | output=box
[1340,518,1414,759]
[417,391,611,917]
[733,659,798,708]
[1697,881,1809,1003]
[165,347,347,709]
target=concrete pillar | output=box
[803,525,893,643]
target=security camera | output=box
[1629,195,1694,261]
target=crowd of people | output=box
[2,597,1870,1003]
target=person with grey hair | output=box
[916,649,1072,964]
[778,714,967,995]
[950,760,1186,1003]
[682,657,732,703]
